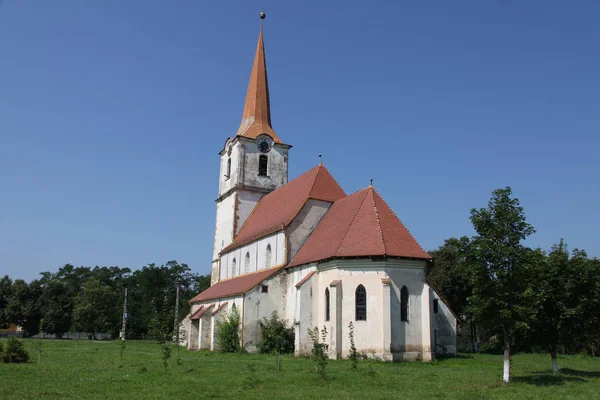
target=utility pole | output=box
[121,288,128,340]
[174,283,180,357]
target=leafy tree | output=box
[529,240,580,373]
[0,275,13,328]
[215,304,241,352]
[4,279,43,336]
[73,279,118,339]
[427,236,472,316]
[40,280,73,338]
[467,187,535,383]
[258,312,294,371]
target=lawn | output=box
[0,340,599,399]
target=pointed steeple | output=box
[235,18,283,143]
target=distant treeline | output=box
[0,261,210,340]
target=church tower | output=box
[211,18,291,284]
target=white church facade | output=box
[182,20,457,361]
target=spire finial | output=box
[318,153,322,164]
[260,12,266,29]
[370,178,373,187]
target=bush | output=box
[258,312,295,355]
[308,326,328,378]
[1,336,30,363]
[215,304,241,353]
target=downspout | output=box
[241,293,246,347]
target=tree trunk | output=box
[551,352,558,374]
[277,350,281,372]
[502,327,510,383]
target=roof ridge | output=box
[332,188,370,258]
[306,164,322,197]
[370,188,387,256]
[372,188,429,257]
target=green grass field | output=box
[1,339,599,399]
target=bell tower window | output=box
[258,155,268,176]
[225,158,231,179]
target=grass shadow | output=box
[512,374,587,386]
[561,368,600,378]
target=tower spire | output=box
[235,13,282,143]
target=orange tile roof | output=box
[288,186,430,267]
[235,26,282,144]
[295,271,315,288]
[191,304,214,320]
[221,164,345,253]
[211,302,228,315]
[189,266,285,304]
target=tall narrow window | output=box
[325,288,330,322]
[401,286,409,322]
[258,155,268,176]
[265,244,272,268]
[433,299,439,314]
[355,285,367,321]
[226,158,231,178]
[231,258,236,278]
[244,252,250,274]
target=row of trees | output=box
[427,187,600,382]
[0,261,210,340]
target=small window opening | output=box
[261,285,269,293]
[226,158,231,178]
[265,244,272,268]
[244,252,250,274]
[401,285,409,322]
[355,284,367,321]
[433,299,439,314]
[258,155,268,176]
[231,258,237,278]
[325,288,330,322]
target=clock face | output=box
[257,135,273,153]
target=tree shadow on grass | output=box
[561,368,600,378]
[512,374,587,386]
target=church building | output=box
[182,19,457,361]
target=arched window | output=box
[325,288,330,322]
[244,252,250,274]
[258,155,268,176]
[231,258,236,278]
[265,244,272,268]
[355,285,367,321]
[401,286,409,322]
[226,158,231,178]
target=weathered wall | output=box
[241,140,289,191]
[220,232,286,280]
[285,199,332,260]
[242,271,289,352]
[431,288,457,355]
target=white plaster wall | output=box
[212,193,236,283]
[218,138,244,197]
[285,199,331,259]
[235,190,264,236]
[220,231,286,280]
[242,140,289,190]
[431,288,457,355]
[242,271,289,352]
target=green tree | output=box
[40,280,73,338]
[258,312,295,371]
[427,236,472,316]
[73,279,118,338]
[4,279,43,336]
[467,187,535,383]
[215,304,241,353]
[0,275,13,328]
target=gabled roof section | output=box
[288,186,430,267]
[235,25,282,144]
[221,164,345,253]
[189,266,285,304]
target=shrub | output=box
[348,321,358,369]
[308,325,328,378]
[258,312,295,355]
[215,304,241,353]
[1,336,30,363]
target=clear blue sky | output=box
[1,1,599,282]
